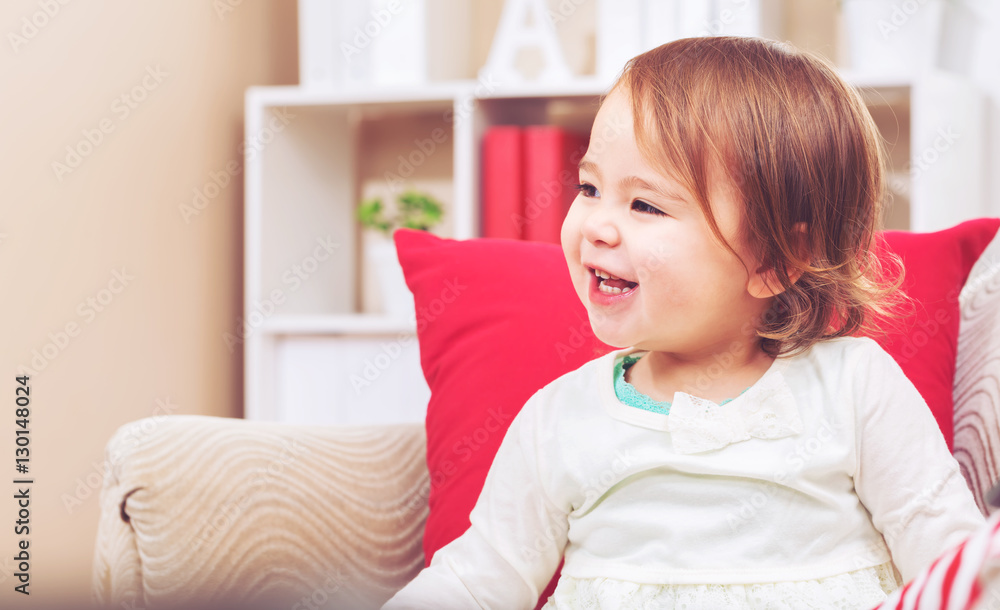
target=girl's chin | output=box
[587,322,633,350]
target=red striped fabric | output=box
[873,511,1000,610]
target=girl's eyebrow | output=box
[578,159,688,203]
[620,176,688,204]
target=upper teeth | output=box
[596,269,621,281]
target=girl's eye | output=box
[632,200,667,216]
[574,183,599,198]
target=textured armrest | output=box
[955,230,1000,514]
[91,414,429,609]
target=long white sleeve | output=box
[382,393,570,610]
[851,339,986,582]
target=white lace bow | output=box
[666,370,802,454]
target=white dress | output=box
[541,349,903,609]
[544,565,901,609]
[382,337,984,610]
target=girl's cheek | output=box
[561,205,585,246]
[559,212,577,253]
[635,247,672,285]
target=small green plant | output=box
[356,190,444,237]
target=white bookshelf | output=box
[243,70,984,424]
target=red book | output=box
[521,126,589,244]
[480,126,524,240]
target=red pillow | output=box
[875,218,1000,451]
[395,231,610,607]
[394,218,999,607]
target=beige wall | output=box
[0,0,843,607]
[0,1,296,606]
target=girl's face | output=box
[561,87,770,356]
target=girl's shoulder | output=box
[795,335,888,366]
[518,347,627,413]
[783,336,899,395]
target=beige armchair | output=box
[92,233,1000,610]
[92,419,430,609]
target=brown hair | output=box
[610,36,907,357]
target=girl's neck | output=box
[626,343,775,405]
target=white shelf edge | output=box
[261,314,417,335]
[246,82,474,107]
[248,74,922,107]
[246,77,619,108]
[838,71,913,90]
[244,93,265,421]
[475,77,613,99]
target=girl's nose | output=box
[580,203,621,247]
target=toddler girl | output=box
[382,36,986,609]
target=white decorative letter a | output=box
[479,0,573,84]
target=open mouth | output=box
[590,267,639,295]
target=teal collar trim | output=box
[613,352,745,415]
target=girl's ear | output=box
[746,223,808,299]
